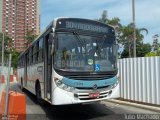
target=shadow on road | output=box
[43,103,115,120]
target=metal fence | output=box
[118,57,160,105]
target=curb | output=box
[106,99,160,113]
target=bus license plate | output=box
[89,92,100,98]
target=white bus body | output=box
[17,18,119,105]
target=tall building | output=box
[0,0,40,52]
[0,0,2,32]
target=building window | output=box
[13,0,15,4]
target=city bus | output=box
[17,18,119,105]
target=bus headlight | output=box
[56,80,63,86]
[62,84,68,90]
[54,78,63,87]
[54,78,75,92]
[111,78,119,89]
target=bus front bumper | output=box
[52,84,120,105]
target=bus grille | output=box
[64,74,114,80]
[76,85,110,90]
[75,91,109,100]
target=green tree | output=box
[0,32,13,64]
[0,32,12,51]
[136,43,151,57]
[152,34,159,52]
[0,32,20,68]
[97,11,150,58]
[98,10,108,23]
[145,47,160,57]
[98,11,123,42]
[145,52,157,57]
[120,23,149,58]
[97,11,123,57]
[156,50,160,56]
[11,49,20,69]
[25,30,38,48]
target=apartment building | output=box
[0,0,40,52]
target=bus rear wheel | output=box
[36,83,45,105]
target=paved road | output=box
[10,83,160,120]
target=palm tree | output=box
[152,34,160,52]
[25,30,38,48]
[121,23,148,57]
[97,11,149,58]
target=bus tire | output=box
[36,82,45,105]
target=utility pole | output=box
[4,54,12,119]
[2,32,4,67]
[1,33,4,81]
[132,0,136,57]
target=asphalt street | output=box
[8,82,160,120]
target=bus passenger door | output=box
[44,33,52,101]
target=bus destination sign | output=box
[65,21,109,33]
[56,18,111,34]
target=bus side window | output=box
[26,52,29,65]
[33,42,39,63]
[38,38,43,62]
[29,47,33,65]
[33,44,36,64]
[36,41,39,62]
[31,47,33,64]
[28,49,31,65]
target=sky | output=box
[41,0,160,44]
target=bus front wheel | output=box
[36,82,45,105]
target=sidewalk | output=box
[107,99,160,113]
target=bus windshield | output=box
[54,33,117,72]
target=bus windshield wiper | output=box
[72,32,85,47]
[98,35,107,51]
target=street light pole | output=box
[132,0,136,57]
